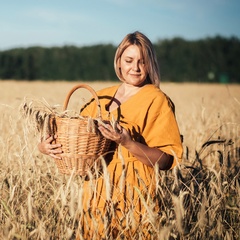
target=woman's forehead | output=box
[122,45,143,58]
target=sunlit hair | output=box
[114,31,160,87]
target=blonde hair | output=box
[114,31,160,87]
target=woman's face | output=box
[119,45,148,86]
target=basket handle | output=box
[63,84,101,118]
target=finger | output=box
[115,123,123,134]
[98,125,112,134]
[45,135,54,143]
[51,143,62,148]
[49,153,62,160]
[49,145,62,153]
[99,123,112,132]
[49,147,62,156]
[100,129,121,142]
[98,127,113,140]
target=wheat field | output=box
[0,80,239,239]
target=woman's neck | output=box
[118,82,143,97]
[107,83,144,112]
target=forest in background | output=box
[0,35,239,83]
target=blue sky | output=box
[0,0,239,50]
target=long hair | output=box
[114,31,160,87]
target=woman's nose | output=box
[132,62,139,71]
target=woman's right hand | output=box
[38,135,62,159]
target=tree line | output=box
[0,36,239,83]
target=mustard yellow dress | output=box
[77,84,183,239]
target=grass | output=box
[0,81,239,239]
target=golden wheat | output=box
[0,81,239,239]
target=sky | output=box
[0,0,240,50]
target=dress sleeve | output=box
[142,94,183,168]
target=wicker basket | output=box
[51,84,112,176]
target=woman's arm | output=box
[121,139,173,170]
[98,124,173,170]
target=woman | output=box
[38,31,183,238]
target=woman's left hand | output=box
[98,122,131,145]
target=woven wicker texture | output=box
[52,84,112,176]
